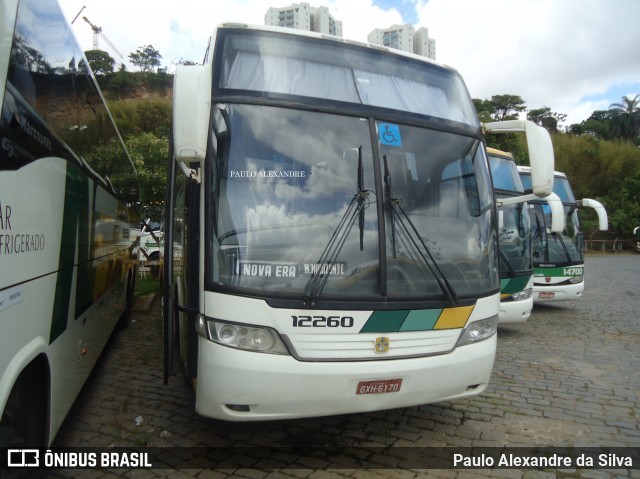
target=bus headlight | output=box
[456,316,498,347]
[510,288,532,302]
[196,316,289,355]
[569,275,584,284]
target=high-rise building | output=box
[367,24,436,60]
[265,3,343,37]
[414,27,436,60]
[367,24,414,52]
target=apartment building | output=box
[367,24,436,60]
[265,2,343,37]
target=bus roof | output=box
[486,147,514,159]
[207,23,457,72]
[517,165,567,178]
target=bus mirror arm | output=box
[179,162,202,183]
[484,120,555,197]
[497,193,564,233]
[578,198,608,231]
[496,194,540,207]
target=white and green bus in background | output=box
[488,147,533,323]
[0,0,138,446]
[488,148,563,323]
[518,167,607,302]
[164,24,556,421]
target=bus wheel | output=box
[0,361,48,447]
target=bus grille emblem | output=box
[375,337,390,353]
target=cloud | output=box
[60,0,401,67]
[414,0,640,125]
[59,0,640,125]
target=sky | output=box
[57,0,640,127]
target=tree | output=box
[527,106,567,133]
[568,110,616,140]
[473,98,495,123]
[127,133,169,220]
[84,49,115,75]
[129,45,162,73]
[490,94,526,121]
[608,94,640,143]
[474,95,528,161]
[600,171,640,238]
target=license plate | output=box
[356,378,402,395]
[539,292,555,299]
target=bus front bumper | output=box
[532,281,584,302]
[498,297,533,324]
[194,334,496,421]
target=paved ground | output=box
[47,254,640,478]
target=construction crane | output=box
[73,7,124,60]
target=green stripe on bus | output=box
[500,275,531,295]
[360,309,443,333]
[399,309,441,331]
[360,310,409,333]
[50,163,91,344]
[533,266,583,278]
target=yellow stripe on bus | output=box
[434,305,475,329]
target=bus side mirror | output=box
[173,64,212,164]
[544,193,565,233]
[483,120,554,198]
[578,198,608,231]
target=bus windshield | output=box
[489,154,531,274]
[216,30,477,126]
[208,103,496,304]
[522,172,583,264]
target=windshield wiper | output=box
[531,211,544,260]
[499,249,516,277]
[303,147,369,305]
[383,155,458,305]
[553,231,572,262]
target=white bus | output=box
[164,24,555,421]
[488,149,563,323]
[518,168,607,302]
[488,148,533,323]
[0,0,138,446]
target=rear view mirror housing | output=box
[484,120,554,198]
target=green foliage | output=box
[484,134,529,164]
[476,95,529,162]
[527,106,566,133]
[84,49,115,75]
[568,110,616,140]
[475,93,640,239]
[473,98,495,123]
[108,97,172,137]
[129,45,162,73]
[135,277,161,296]
[608,94,640,143]
[489,94,526,121]
[551,134,640,237]
[568,95,640,145]
[125,132,169,220]
[95,71,173,100]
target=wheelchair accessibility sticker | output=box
[378,123,402,147]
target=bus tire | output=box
[0,358,49,447]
